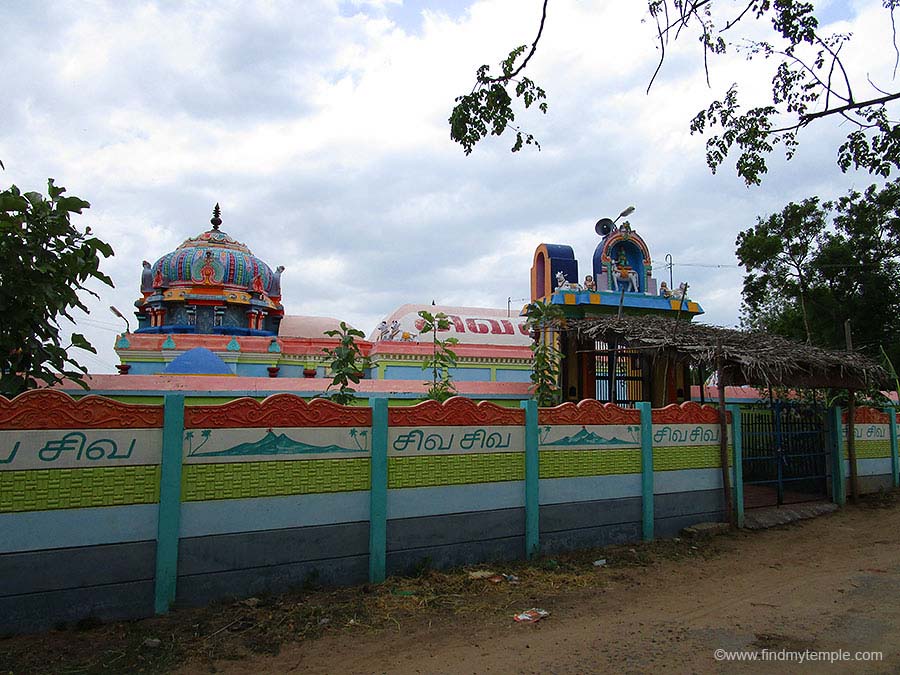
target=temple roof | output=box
[570,315,887,389]
[149,205,281,296]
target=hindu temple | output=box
[530,213,704,406]
[111,206,532,396]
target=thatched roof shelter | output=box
[567,315,888,390]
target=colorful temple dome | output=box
[135,204,285,336]
[149,205,281,296]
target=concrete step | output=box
[743,501,838,530]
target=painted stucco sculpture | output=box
[135,204,284,336]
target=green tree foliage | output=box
[321,321,371,405]
[449,2,549,156]
[417,310,460,402]
[525,300,565,407]
[0,180,114,397]
[451,1,900,186]
[737,179,900,369]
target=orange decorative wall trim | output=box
[0,390,163,430]
[389,396,524,426]
[185,393,372,429]
[842,406,889,424]
[538,400,640,425]
[652,401,727,424]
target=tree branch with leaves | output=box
[451,1,900,186]
[449,0,549,155]
[0,180,114,397]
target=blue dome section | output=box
[164,347,233,375]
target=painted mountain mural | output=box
[189,430,363,457]
[543,427,637,447]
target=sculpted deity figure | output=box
[672,282,689,300]
[199,251,217,285]
[610,249,639,293]
[141,261,153,294]
[555,271,581,291]
[271,265,285,297]
[376,320,390,341]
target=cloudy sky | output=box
[1,0,895,373]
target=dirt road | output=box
[195,499,900,674]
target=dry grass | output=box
[0,535,733,674]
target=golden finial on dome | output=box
[210,203,222,230]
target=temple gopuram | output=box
[529,213,703,407]
[136,204,285,339]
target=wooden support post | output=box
[844,320,859,502]
[716,358,734,526]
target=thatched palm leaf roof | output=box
[567,315,888,389]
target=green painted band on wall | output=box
[538,445,727,480]
[383,444,729,489]
[653,444,727,471]
[181,459,370,501]
[0,444,733,511]
[0,465,160,513]
[388,453,524,488]
[540,449,641,478]
[842,439,891,459]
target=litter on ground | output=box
[513,608,550,623]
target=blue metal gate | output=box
[741,401,830,508]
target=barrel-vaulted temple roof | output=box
[567,315,888,390]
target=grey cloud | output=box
[1,1,888,373]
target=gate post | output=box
[884,406,899,489]
[368,398,388,584]
[521,399,540,560]
[155,394,185,614]
[726,405,744,529]
[829,407,846,506]
[637,402,653,541]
